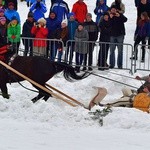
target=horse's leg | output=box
[31,93,44,103]
[0,82,9,99]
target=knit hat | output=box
[103,12,110,17]
[37,17,46,25]
[61,19,68,25]
[68,12,75,18]
[0,8,4,13]
[8,2,15,6]
[0,16,6,22]
[28,11,33,18]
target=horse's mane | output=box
[54,62,90,82]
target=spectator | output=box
[4,0,18,10]
[98,12,111,70]
[0,8,5,17]
[7,16,21,54]
[46,10,61,60]
[111,0,125,14]
[22,11,35,56]
[83,13,99,71]
[74,23,89,72]
[109,6,127,69]
[94,0,109,25]
[0,0,5,9]
[54,19,69,62]
[50,0,69,23]
[31,17,48,56]
[4,2,20,23]
[30,0,47,21]
[135,0,150,7]
[0,16,7,47]
[72,0,88,23]
[65,12,78,64]
[130,12,150,62]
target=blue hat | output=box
[68,12,75,19]
[11,16,18,21]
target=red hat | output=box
[8,2,15,6]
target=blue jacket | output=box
[30,1,47,21]
[50,0,70,22]
[94,3,108,24]
[46,17,61,39]
[4,9,20,23]
[26,0,45,4]
[67,20,78,40]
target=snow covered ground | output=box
[0,0,150,150]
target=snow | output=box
[0,0,150,150]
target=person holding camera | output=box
[31,17,48,56]
[30,0,47,21]
[109,5,127,69]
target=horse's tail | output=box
[63,63,90,81]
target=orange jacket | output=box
[133,93,150,113]
[72,1,88,23]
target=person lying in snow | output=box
[89,74,150,113]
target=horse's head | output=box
[54,62,90,81]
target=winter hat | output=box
[103,12,110,17]
[0,8,4,13]
[8,2,15,6]
[61,19,68,25]
[37,17,46,25]
[28,11,34,18]
[86,13,92,18]
[0,16,6,22]
[110,5,117,10]
[68,12,75,18]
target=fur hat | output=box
[37,17,46,25]
[0,16,6,22]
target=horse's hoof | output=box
[31,98,38,103]
[2,93,10,99]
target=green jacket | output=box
[7,23,21,43]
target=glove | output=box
[11,35,16,39]
[27,1,30,7]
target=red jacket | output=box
[0,45,8,61]
[31,26,48,47]
[72,1,88,23]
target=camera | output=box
[35,22,39,26]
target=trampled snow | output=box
[0,0,150,150]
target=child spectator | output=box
[30,0,47,21]
[26,0,45,7]
[7,16,21,54]
[0,8,5,17]
[74,23,89,72]
[22,11,35,56]
[31,17,48,56]
[94,0,109,25]
[4,2,20,23]
[65,12,78,64]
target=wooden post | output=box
[0,61,76,107]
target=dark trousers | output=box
[134,36,146,60]
[24,39,33,56]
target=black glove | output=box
[27,1,30,7]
